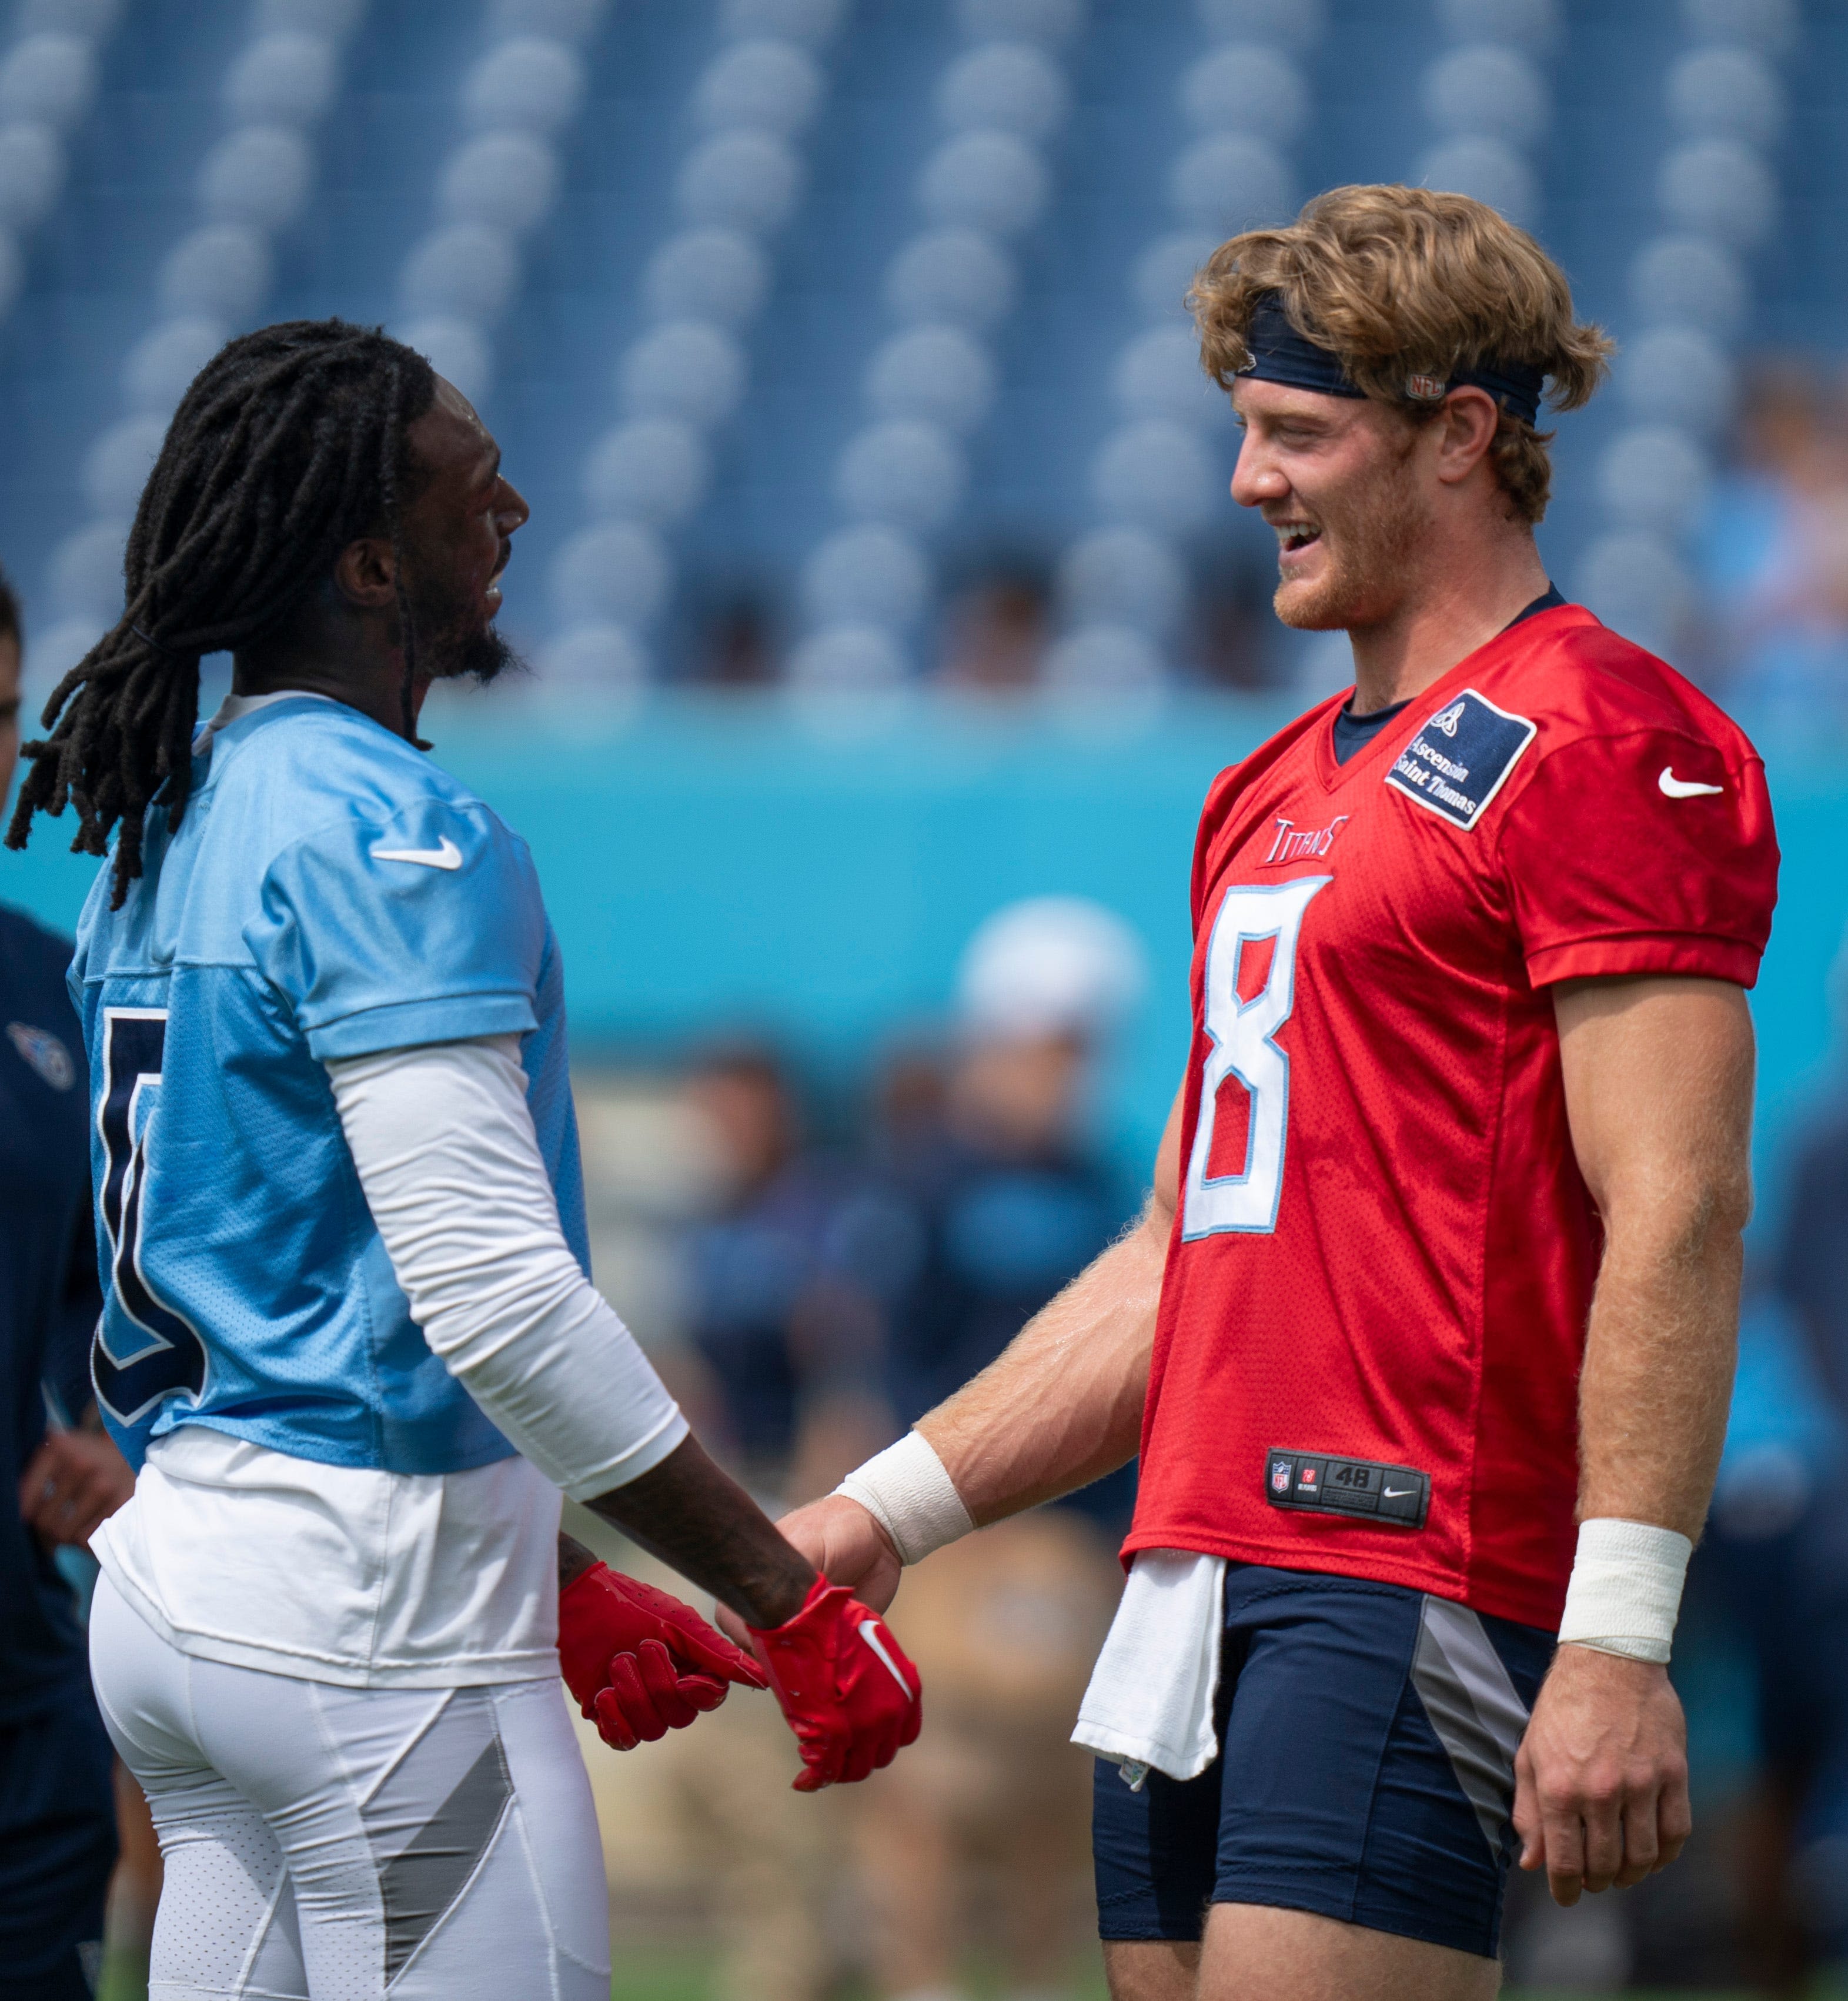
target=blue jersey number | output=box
[92,1007,208,1427]
[1182,877,1329,1239]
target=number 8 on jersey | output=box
[1182,877,1329,1240]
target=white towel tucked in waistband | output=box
[1071,1549,1227,1788]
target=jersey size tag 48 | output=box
[1265,1451,1430,1528]
[1384,688,1536,831]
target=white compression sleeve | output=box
[836,1431,974,1565]
[1555,1518,1693,1665]
[326,1035,687,1501]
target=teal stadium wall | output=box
[5,694,1843,1251]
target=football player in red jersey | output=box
[756,186,1779,1999]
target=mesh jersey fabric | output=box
[68,694,587,1477]
[1127,606,1779,1629]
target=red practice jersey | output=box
[1127,604,1779,1630]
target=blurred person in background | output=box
[1702,943,1848,1987]
[851,898,1143,2001]
[682,1043,895,1505]
[877,899,1144,1514]
[690,597,778,692]
[0,570,138,1999]
[1191,572,1274,692]
[1680,1278,1845,1996]
[935,573,1052,695]
[1700,362,1848,708]
[660,1043,909,2001]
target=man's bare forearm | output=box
[583,1434,816,1627]
[1576,1212,1744,1538]
[918,1198,1167,1524]
[1559,977,1756,1540]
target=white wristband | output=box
[836,1431,974,1566]
[1555,1518,1693,1665]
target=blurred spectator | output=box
[1655,1286,1840,1993]
[854,1509,1119,2001]
[876,1027,1124,1499]
[1749,1081,1848,1981]
[936,574,1051,694]
[1191,574,1272,691]
[1701,361,1848,708]
[691,596,778,690]
[680,1042,904,1504]
[851,898,1146,2001]
[870,1035,950,1154]
[0,582,139,2000]
[1780,1081,1848,1421]
[656,1044,908,2001]
[874,899,1144,1508]
[1651,1040,1848,1992]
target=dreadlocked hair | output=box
[6,318,438,907]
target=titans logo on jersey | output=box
[70,694,590,1474]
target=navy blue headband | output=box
[1237,292,1545,427]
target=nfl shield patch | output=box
[1384,687,1536,831]
[1271,1457,1293,1495]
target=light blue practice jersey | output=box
[70,695,589,1475]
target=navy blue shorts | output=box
[1092,1565,1555,1960]
[0,1679,117,1997]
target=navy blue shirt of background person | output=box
[883,1130,1133,1533]
[0,903,100,1724]
[684,1157,898,1479]
[1780,1101,1848,1421]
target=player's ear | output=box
[1433,386,1501,487]
[330,535,398,612]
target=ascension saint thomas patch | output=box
[1384,687,1536,831]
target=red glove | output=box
[558,1562,767,1752]
[748,1578,923,1792]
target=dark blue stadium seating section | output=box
[0,0,1830,683]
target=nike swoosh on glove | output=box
[748,1577,923,1792]
[559,1562,768,1752]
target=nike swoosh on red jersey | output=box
[1657,767,1723,800]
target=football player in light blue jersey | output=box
[8,320,921,2000]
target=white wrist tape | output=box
[1555,1518,1693,1665]
[836,1431,974,1566]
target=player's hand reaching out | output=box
[765,1494,904,1614]
[576,1436,922,1789]
[1513,1643,1692,1906]
[558,1561,767,1752]
[748,1577,921,1790]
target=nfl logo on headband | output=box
[1404,373,1449,402]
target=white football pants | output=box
[89,1574,610,2000]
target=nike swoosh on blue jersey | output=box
[370,837,463,870]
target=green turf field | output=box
[604,1949,1785,2001]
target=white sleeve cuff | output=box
[1555,1517,1693,1665]
[836,1431,974,1565]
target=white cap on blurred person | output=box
[955,896,1148,1044]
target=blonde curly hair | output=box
[1189,184,1615,523]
